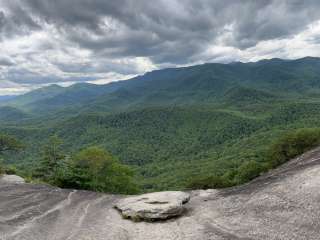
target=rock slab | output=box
[2,148,320,239]
[0,174,25,184]
[115,191,190,221]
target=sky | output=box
[1,0,320,95]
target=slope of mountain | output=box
[222,86,278,106]
[3,84,64,109]
[24,82,122,114]
[0,106,30,122]
[4,57,320,115]
[2,146,320,240]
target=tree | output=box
[234,160,264,184]
[36,135,65,183]
[269,128,320,167]
[0,134,22,174]
[0,134,22,154]
[59,146,139,194]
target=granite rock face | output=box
[0,174,25,184]
[1,147,320,239]
[115,191,190,221]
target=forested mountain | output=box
[2,57,320,191]
[5,57,320,115]
[0,106,30,122]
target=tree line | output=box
[2,127,320,193]
[0,134,139,194]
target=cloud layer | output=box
[1,0,320,94]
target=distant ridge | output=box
[3,56,320,115]
[0,95,16,102]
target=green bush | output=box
[268,128,320,167]
[234,161,266,184]
[186,174,233,190]
[33,135,65,183]
[186,161,266,190]
[3,165,17,175]
[0,134,23,153]
[0,134,22,176]
[57,146,140,194]
[186,128,320,190]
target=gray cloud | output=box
[4,67,96,84]
[55,60,140,76]
[230,1,320,48]
[0,0,320,92]
[0,56,14,66]
[0,2,40,39]
[12,0,320,58]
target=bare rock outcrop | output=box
[0,174,25,184]
[1,147,320,239]
[115,191,190,221]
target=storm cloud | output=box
[1,0,320,94]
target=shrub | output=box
[186,128,320,190]
[234,161,266,184]
[3,165,17,175]
[268,128,320,167]
[57,146,140,194]
[0,134,23,153]
[186,174,233,190]
[0,134,22,176]
[34,135,65,183]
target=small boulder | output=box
[115,191,190,221]
[0,174,25,184]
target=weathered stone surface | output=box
[1,147,320,239]
[115,191,190,221]
[0,174,25,184]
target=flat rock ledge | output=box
[115,191,190,221]
[0,174,25,184]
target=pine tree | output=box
[0,134,22,174]
[37,135,65,183]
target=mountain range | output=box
[2,57,320,190]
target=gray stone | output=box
[0,174,25,184]
[115,191,190,221]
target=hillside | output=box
[2,85,64,109]
[1,147,320,240]
[2,57,320,191]
[0,106,30,122]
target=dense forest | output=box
[1,57,320,192]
